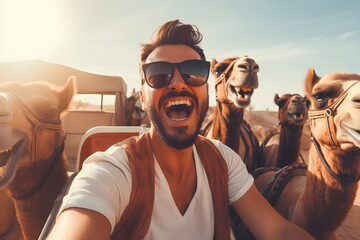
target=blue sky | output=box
[1,0,359,110]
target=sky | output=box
[1,0,359,111]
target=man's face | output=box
[140,44,209,149]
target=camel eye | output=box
[314,93,326,102]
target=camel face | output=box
[211,56,259,108]
[126,90,149,126]
[0,78,75,188]
[275,94,309,126]
[305,69,360,151]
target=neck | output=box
[277,124,303,167]
[149,128,194,174]
[149,128,197,215]
[211,102,244,152]
[293,145,359,239]
[8,157,68,240]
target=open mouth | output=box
[341,122,360,149]
[165,99,194,121]
[230,86,254,105]
[287,112,306,123]
[0,139,25,187]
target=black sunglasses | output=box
[142,60,210,89]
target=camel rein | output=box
[308,81,360,184]
[5,93,65,200]
[214,58,239,125]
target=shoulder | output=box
[83,144,131,173]
[206,138,241,160]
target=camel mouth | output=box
[287,112,306,123]
[0,139,26,188]
[341,122,360,149]
[229,86,254,106]
[165,99,194,121]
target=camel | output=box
[202,56,260,172]
[259,93,309,168]
[238,68,360,240]
[126,88,150,127]
[0,189,23,239]
[0,78,75,240]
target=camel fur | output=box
[126,88,150,127]
[202,56,260,172]
[260,93,309,168]
[0,78,75,240]
[240,69,360,240]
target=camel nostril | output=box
[237,64,248,70]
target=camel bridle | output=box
[308,81,360,184]
[5,93,65,199]
[214,58,239,124]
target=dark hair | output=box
[140,20,206,84]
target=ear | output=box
[132,88,135,94]
[54,76,76,112]
[140,87,145,111]
[210,59,218,76]
[305,68,320,97]
[274,93,280,104]
[274,94,288,109]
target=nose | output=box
[291,95,306,105]
[167,68,188,91]
[0,94,13,123]
[237,57,260,73]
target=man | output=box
[48,20,314,239]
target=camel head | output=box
[0,77,75,188]
[274,93,309,126]
[305,68,360,152]
[211,56,259,108]
[126,88,149,127]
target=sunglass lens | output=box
[145,62,172,88]
[181,61,209,86]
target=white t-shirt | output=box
[60,139,253,239]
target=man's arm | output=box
[232,184,314,240]
[47,207,111,240]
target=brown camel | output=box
[239,68,360,240]
[0,189,23,239]
[126,88,150,127]
[0,78,75,240]
[259,93,309,168]
[202,56,260,172]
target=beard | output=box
[147,91,208,150]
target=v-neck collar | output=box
[153,145,200,217]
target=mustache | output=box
[158,91,198,109]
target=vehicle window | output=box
[69,94,115,111]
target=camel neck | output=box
[9,158,68,240]
[298,146,359,239]
[277,125,303,167]
[212,104,244,143]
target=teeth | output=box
[165,100,192,108]
[234,87,252,93]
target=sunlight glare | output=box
[0,0,64,62]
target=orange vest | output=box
[110,132,231,240]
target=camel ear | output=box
[305,68,320,97]
[275,94,288,108]
[210,59,218,76]
[55,76,76,112]
[132,88,135,94]
[274,94,280,104]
